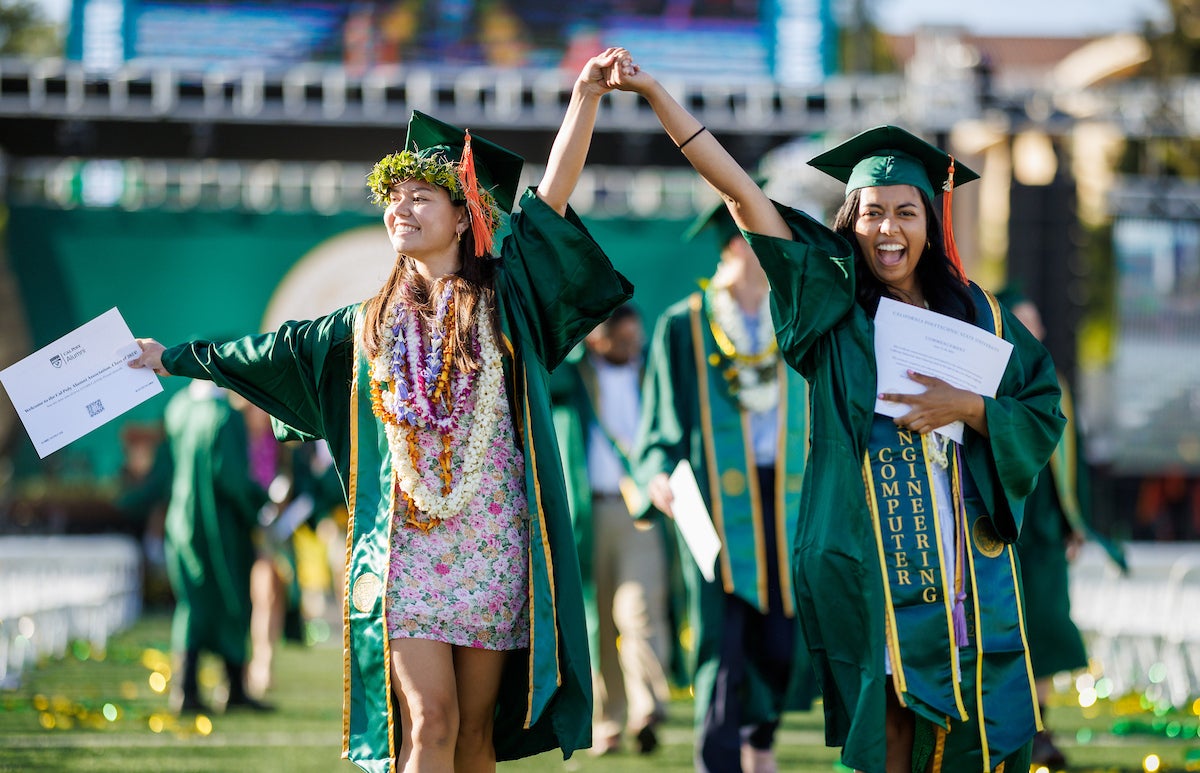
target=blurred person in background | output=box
[631,191,816,771]
[551,303,672,756]
[162,382,272,714]
[996,286,1127,769]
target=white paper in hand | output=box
[0,308,163,458]
[667,459,722,583]
[873,297,1013,443]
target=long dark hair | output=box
[833,188,975,323]
[361,204,499,373]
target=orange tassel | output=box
[942,156,968,285]
[459,131,494,258]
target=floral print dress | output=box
[385,373,531,650]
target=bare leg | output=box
[452,646,509,773]
[884,677,914,773]
[248,557,283,697]
[390,638,458,772]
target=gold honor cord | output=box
[863,452,908,700]
[705,306,779,365]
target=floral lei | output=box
[369,286,503,529]
[705,282,780,413]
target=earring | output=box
[457,231,463,243]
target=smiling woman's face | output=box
[383,179,465,262]
[853,184,928,297]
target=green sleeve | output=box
[161,306,357,441]
[964,303,1066,542]
[499,189,634,371]
[745,203,855,377]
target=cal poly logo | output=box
[50,354,63,368]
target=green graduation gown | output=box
[161,190,633,771]
[1017,373,1125,678]
[162,385,269,664]
[633,287,816,731]
[747,205,1065,773]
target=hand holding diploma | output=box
[879,370,989,438]
[0,308,163,458]
[128,338,168,376]
[665,461,722,583]
[873,297,1013,442]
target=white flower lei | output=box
[371,298,504,522]
[707,283,780,413]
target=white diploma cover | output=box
[0,308,162,458]
[873,297,1013,444]
[667,459,722,583]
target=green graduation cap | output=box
[807,125,979,202]
[367,110,525,256]
[403,110,525,215]
[683,176,768,247]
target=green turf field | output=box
[1,614,1196,772]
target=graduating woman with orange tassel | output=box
[611,56,1065,773]
[131,48,636,772]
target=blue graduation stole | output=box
[865,287,1040,769]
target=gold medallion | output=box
[971,517,1005,558]
[721,468,746,497]
[352,572,383,613]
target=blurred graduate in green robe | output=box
[131,48,636,773]
[995,286,1127,769]
[611,56,1064,773]
[162,382,270,714]
[633,180,816,772]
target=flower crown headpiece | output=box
[367,133,502,258]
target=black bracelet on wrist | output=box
[677,126,707,151]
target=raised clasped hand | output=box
[579,47,638,95]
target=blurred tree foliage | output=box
[1126,0,1200,178]
[838,0,898,73]
[0,0,60,57]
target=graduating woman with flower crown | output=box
[132,48,635,772]
[612,59,1065,773]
